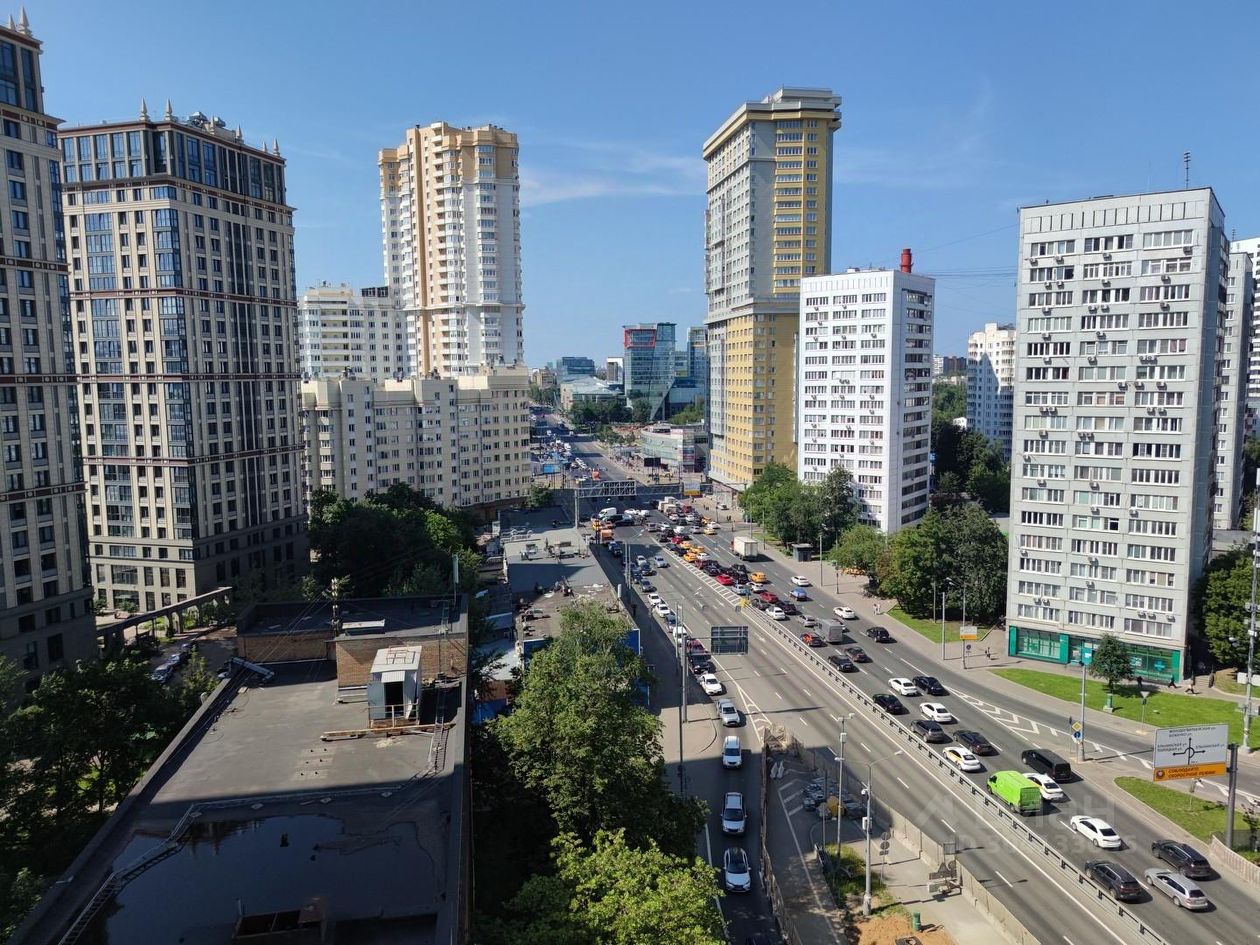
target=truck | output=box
[731,535,761,560]
[823,620,847,644]
[986,771,1042,816]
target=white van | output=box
[598,506,618,519]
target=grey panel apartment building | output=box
[966,322,1016,457]
[1214,251,1251,531]
[63,105,306,610]
[0,17,97,688]
[1005,189,1225,680]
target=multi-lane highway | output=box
[563,433,1256,945]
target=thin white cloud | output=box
[519,137,704,207]
[519,166,698,207]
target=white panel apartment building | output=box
[1214,251,1252,530]
[299,283,410,381]
[798,266,934,533]
[966,322,1016,457]
[302,366,530,510]
[1228,236,1260,426]
[1005,189,1226,681]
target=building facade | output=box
[637,424,706,473]
[704,87,840,490]
[686,326,708,405]
[379,122,523,376]
[302,366,529,510]
[604,356,623,384]
[64,104,307,609]
[623,322,677,419]
[0,15,97,687]
[553,356,595,382]
[1213,251,1252,530]
[298,283,410,381]
[1005,189,1226,681]
[1228,236,1260,427]
[559,376,618,413]
[931,354,966,378]
[966,322,1016,457]
[797,265,933,532]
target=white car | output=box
[1023,772,1066,801]
[673,625,690,645]
[717,699,740,726]
[722,735,742,769]
[942,746,983,772]
[695,552,711,562]
[654,601,672,617]
[635,555,648,568]
[700,673,725,696]
[721,791,747,835]
[791,575,811,587]
[723,846,752,892]
[766,606,787,620]
[647,592,663,606]
[889,677,918,696]
[1070,815,1122,849]
[834,606,857,620]
[653,555,667,568]
[919,702,954,723]
[748,581,767,592]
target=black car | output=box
[1084,860,1143,902]
[845,645,870,663]
[1150,840,1212,878]
[865,625,891,643]
[873,693,907,715]
[912,675,947,696]
[912,719,948,743]
[828,654,856,672]
[779,602,799,616]
[955,730,996,755]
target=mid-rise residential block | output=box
[1214,250,1251,530]
[299,283,410,381]
[966,322,1016,456]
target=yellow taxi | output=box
[749,571,767,584]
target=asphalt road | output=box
[569,436,1257,945]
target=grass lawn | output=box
[1115,777,1256,857]
[993,668,1260,749]
[888,606,994,645]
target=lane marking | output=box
[860,742,871,753]
[896,776,911,790]
[775,691,783,701]
[940,818,955,833]
[799,716,811,728]
[802,688,812,698]
[994,869,1012,887]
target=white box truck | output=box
[731,535,760,560]
[823,620,846,644]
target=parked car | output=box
[954,730,997,756]
[723,846,752,892]
[1150,840,1212,879]
[151,665,175,685]
[912,675,947,696]
[1023,772,1065,801]
[791,575,811,587]
[889,677,918,696]
[1143,869,1209,910]
[721,792,747,835]
[919,702,954,723]
[718,699,741,726]
[733,584,750,597]
[834,606,856,620]
[912,719,948,743]
[1070,816,1121,849]
[942,746,983,772]
[873,693,907,714]
[828,654,856,672]
[700,673,725,696]
[1084,860,1143,902]
[845,646,870,663]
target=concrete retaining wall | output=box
[1209,834,1260,888]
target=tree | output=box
[967,459,1010,513]
[936,470,964,495]
[880,511,947,616]
[668,399,704,425]
[739,463,796,528]
[629,397,654,425]
[816,466,858,545]
[483,830,724,945]
[828,525,888,578]
[1196,547,1252,668]
[529,384,558,406]
[947,505,1008,623]
[1088,633,1132,692]
[932,382,966,422]
[526,485,555,509]
[494,601,704,855]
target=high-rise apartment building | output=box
[604,356,623,385]
[1228,236,1260,425]
[1213,251,1252,530]
[0,15,97,687]
[797,263,934,532]
[623,322,677,419]
[966,322,1017,457]
[298,283,410,381]
[1005,189,1226,681]
[301,365,530,510]
[704,87,841,490]
[64,104,306,609]
[687,326,708,404]
[379,122,523,377]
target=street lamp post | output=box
[1245,496,1259,752]
[863,750,904,916]
[836,713,854,850]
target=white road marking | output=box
[940,818,955,833]
[831,714,844,723]
[802,688,811,698]
[1063,937,1076,945]
[896,776,911,790]
[860,742,871,753]
[775,691,783,700]
[799,716,811,727]
[994,869,1012,887]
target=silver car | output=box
[1143,869,1209,910]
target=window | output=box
[1142,229,1193,249]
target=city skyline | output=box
[30,0,1260,365]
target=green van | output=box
[987,770,1041,816]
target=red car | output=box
[715,573,735,586]
[757,591,779,604]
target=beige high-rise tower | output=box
[380,122,523,377]
[704,87,840,491]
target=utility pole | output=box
[1245,489,1259,752]
[940,589,947,662]
[863,751,903,916]
[836,713,853,850]
[1224,743,1239,847]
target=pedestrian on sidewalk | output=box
[873,602,880,615]
[1166,676,1177,689]
[1208,673,1215,689]
[984,646,991,660]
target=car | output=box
[638,580,655,593]
[801,615,821,629]
[1143,869,1209,910]
[721,791,747,835]
[647,592,663,605]
[757,591,780,603]
[689,656,715,676]
[942,746,983,772]
[1150,840,1212,879]
[700,673,725,696]
[748,571,767,583]
[779,602,800,616]
[766,606,788,620]
[1070,815,1122,849]
[674,625,690,645]
[1084,861,1143,902]
[723,846,752,892]
[654,601,672,616]
[695,552,711,563]
[913,719,948,743]
[828,654,856,672]
[791,575,811,587]
[151,665,175,685]
[865,625,892,643]
[718,699,740,726]
[635,555,648,568]
[954,730,996,755]
[1023,772,1065,801]
[873,693,907,714]
[722,735,742,769]
[845,646,870,663]
[834,606,857,620]
[919,702,954,723]
[715,573,735,586]
[733,583,750,597]
[789,587,809,601]
[836,790,864,819]
[652,554,666,568]
[912,675,947,696]
[800,632,826,647]
[748,581,767,592]
[889,677,918,696]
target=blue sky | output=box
[34,0,1260,366]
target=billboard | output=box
[624,327,658,349]
[1152,723,1230,781]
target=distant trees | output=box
[526,485,555,509]
[740,463,857,550]
[932,419,1010,514]
[529,384,558,406]
[932,382,966,422]
[668,398,705,426]
[828,525,889,585]
[1195,547,1253,668]
[569,398,630,426]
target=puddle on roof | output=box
[91,814,436,943]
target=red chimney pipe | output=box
[900,247,913,273]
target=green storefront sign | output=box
[1007,625,1182,681]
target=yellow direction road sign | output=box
[959,624,979,641]
[1154,762,1228,781]
[1151,723,1229,782]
